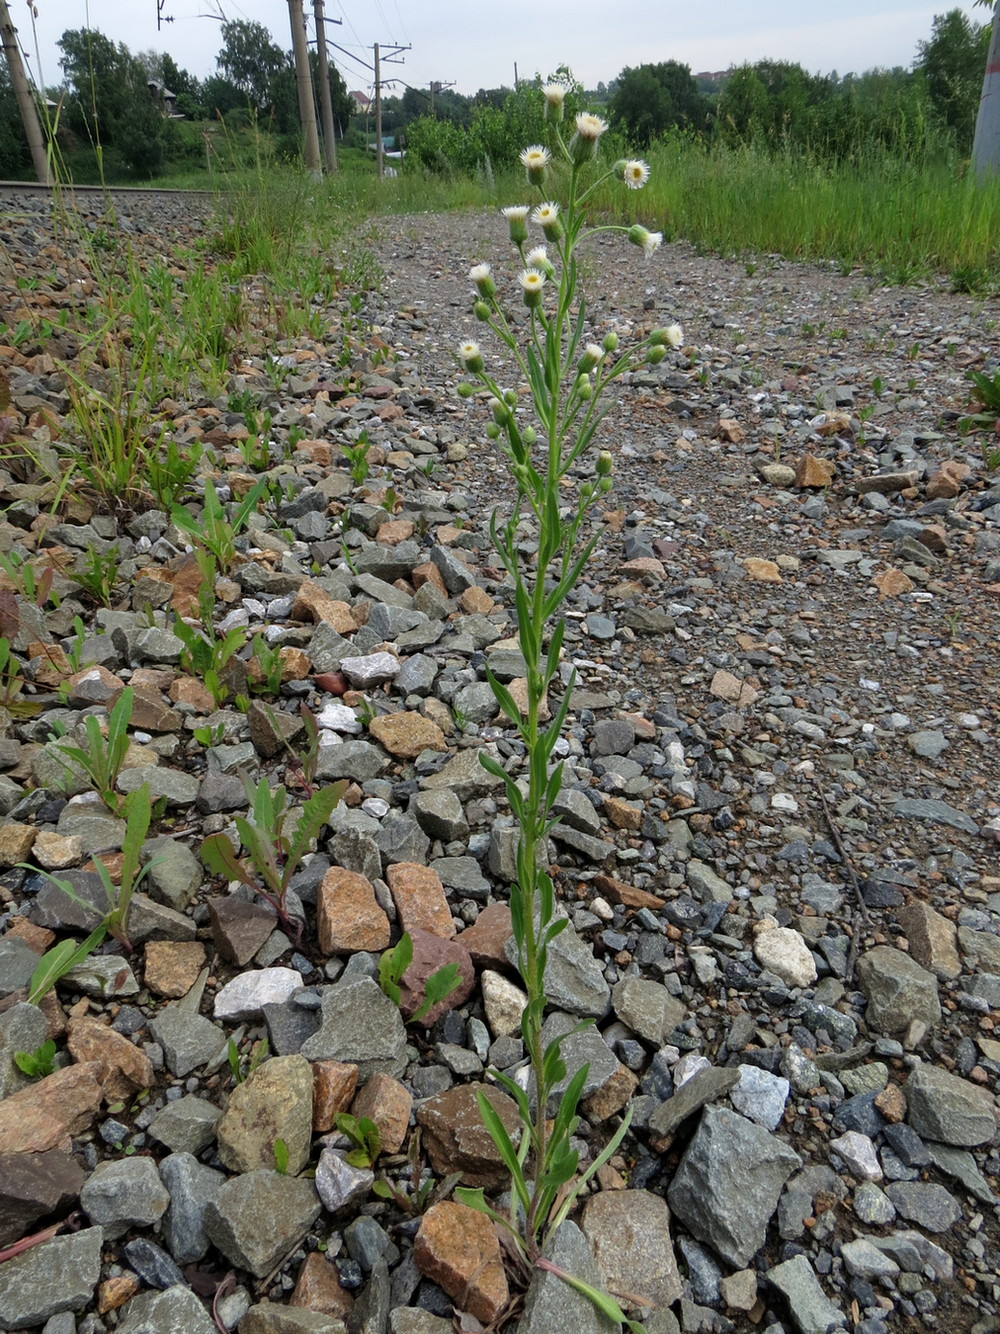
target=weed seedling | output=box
[332,1113,381,1169]
[378,932,462,1023]
[55,687,134,814]
[342,431,372,488]
[13,1039,57,1078]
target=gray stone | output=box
[377,812,431,867]
[80,1157,169,1238]
[767,1254,846,1334]
[118,766,200,806]
[852,1181,896,1225]
[141,836,202,911]
[389,1311,452,1334]
[347,1254,389,1334]
[856,946,941,1033]
[667,1105,801,1268]
[341,652,402,689]
[871,1229,953,1280]
[730,1065,790,1131]
[884,1181,962,1231]
[842,1238,900,1280]
[582,1189,683,1309]
[410,789,468,842]
[429,545,475,594]
[239,1301,347,1332]
[134,626,185,665]
[314,1147,374,1213]
[0,939,42,996]
[300,977,408,1079]
[891,797,979,834]
[393,654,438,697]
[552,787,603,835]
[315,740,388,782]
[159,1151,225,1264]
[612,976,685,1045]
[452,681,497,724]
[685,859,733,903]
[907,730,949,760]
[204,1169,321,1278]
[429,855,489,895]
[927,1142,999,1204]
[115,1285,218,1334]
[147,1094,222,1154]
[63,954,139,999]
[0,1002,49,1099]
[505,913,610,1018]
[125,892,198,944]
[540,1014,619,1112]
[213,967,304,1021]
[148,1004,227,1077]
[905,1063,997,1146]
[519,1221,616,1334]
[649,1066,740,1137]
[0,1227,103,1330]
[419,746,503,800]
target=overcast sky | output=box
[17,1,990,96]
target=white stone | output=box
[730,1065,790,1131]
[213,967,304,1021]
[315,701,363,734]
[830,1130,883,1181]
[481,969,527,1037]
[753,925,817,988]
[673,1052,711,1088]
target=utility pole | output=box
[287,0,322,179]
[373,41,409,180]
[973,0,1000,179]
[312,0,340,173]
[428,80,455,115]
[0,0,52,185]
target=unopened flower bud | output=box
[576,374,593,399]
[473,300,491,321]
[578,343,603,373]
[647,345,666,364]
[603,331,619,352]
[596,450,613,476]
[522,426,537,445]
[457,382,474,398]
[486,421,501,440]
[598,475,613,494]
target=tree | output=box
[914,8,989,150]
[610,61,707,146]
[216,20,289,112]
[0,54,31,177]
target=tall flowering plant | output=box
[454,82,682,1325]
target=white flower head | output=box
[469,262,495,298]
[532,201,563,241]
[622,159,650,190]
[664,322,683,347]
[628,224,662,257]
[520,144,551,185]
[458,340,484,373]
[525,244,554,278]
[542,81,569,120]
[519,267,546,308]
[501,204,530,245]
[575,112,608,142]
[578,342,604,373]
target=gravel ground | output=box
[0,195,998,1334]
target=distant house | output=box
[147,79,183,119]
[350,90,371,112]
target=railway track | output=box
[0,179,214,205]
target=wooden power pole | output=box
[0,0,52,185]
[312,0,339,173]
[287,0,322,178]
[372,40,409,181]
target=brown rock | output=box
[125,686,183,733]
[618,557,666,580]
[143,940,207,998]
[709,670,758,707]
[292,581,356,633]
[411,562,448,595]
[168,675,216,713]
[350,1074,412,1154]
[417,1084,521,1188]
[743,557,782,583]
[374,520,414,546]
[369,712,447,758]
[290,1251,355,1318]
[64,664,121,705]
[278,647,311,682]
[166,553,205,617]
[316,868,390,955]
[716,418,744,443]
[0,1148,86,1247]
[874,1082,907,1124]
[457,903,513,969]
[602,796,642,831]
[414,1202,508,1325]
[0,823,36,867]
[0,1062,103,1153]
[3,918,53,954]
[505,677,549,721]
[581,1062,639,1123]
[916,523,948,554]
[592,873,665,912]
[399,929,475,1027]
[31,832,85,871]
[925,459,969,500]
[208,897,276,966]
[457,586,494,614]
[874,567,914,599]
[311,1061,359,1133]
[898,902,961,981]
[66,1016,155,1101]
[794,455,836,488]
[855,470,921,495]
[386,863,454,939]
[98,1275,140,1314]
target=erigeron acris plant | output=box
[453,80,683,1328]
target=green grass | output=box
[588,137,1000,289]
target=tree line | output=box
[0,20,354,179]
